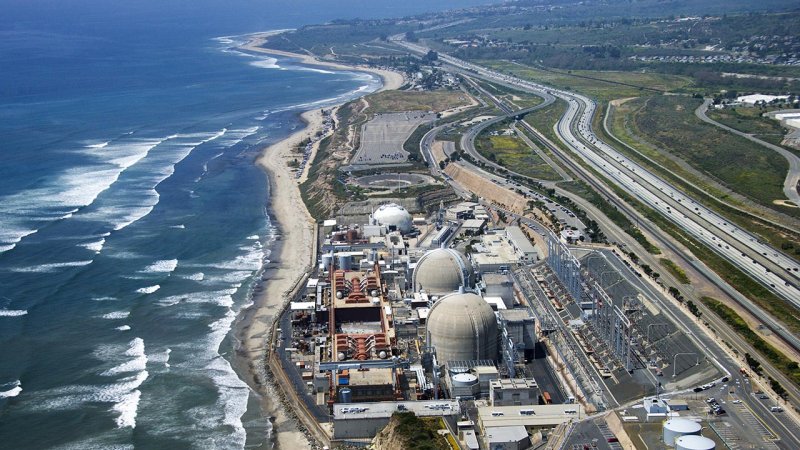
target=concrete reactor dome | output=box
[412,248,475,295]
[426,292,498,364]
[372,203,412,233]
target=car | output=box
[758,394,769,400]
[693,387,704,393]
[771,406,784,412]
[705,397,715,404]
[721,377,729,382]
[732,400,741,404]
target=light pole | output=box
[673,352,699,378]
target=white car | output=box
[732,400,741,404]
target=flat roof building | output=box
[477,404,584,430]
[333,400,460,439]
[506,226,538,262]
[484,425,530,450]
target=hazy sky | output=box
[3,0,504,36]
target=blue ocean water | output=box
[0,1,500,448]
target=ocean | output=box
[0,1,496,448]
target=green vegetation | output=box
[391,412,450,450]
[701,297,800,390]
[558,180,660,253]
[523,98,568,146]
[475,123,561,181]
[603,99,800,260]
[660,258,690,284]
[612,95,797,218]
[630,96,790,208]
[474,79,544,110]
[707,106,796,154]
[477,60,692,102]
[365,90,472,114]
[428,11,800,92]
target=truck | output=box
[541,391,552,405]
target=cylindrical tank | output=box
[338,387,352,404]
[675,435,715,450]
[321,252,333,270]
[663,418,702,446]
[338,255,351,270]
[451,373,478,387]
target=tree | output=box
[405,31,418,43]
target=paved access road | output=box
[695,99,800,206]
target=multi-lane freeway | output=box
[395,37,800,313]
[397,32,800,401]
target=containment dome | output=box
[372,203,412,233]
[412,248,474,295]
[426,292,498,364]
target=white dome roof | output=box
[664,419,701,434]
[675,435,715,450]
[373,203,412,233]
[412,248,474,295]
[426,292,498,363]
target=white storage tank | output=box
[663,418,701,446]
[450,373,480,398]
[675,435,715,450]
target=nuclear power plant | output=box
[273,199,733,449]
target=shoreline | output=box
[239,31,405,93]
[230,32,404,449]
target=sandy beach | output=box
[240,32,405,93]
[231,32,404,449]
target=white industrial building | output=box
[332,400,460,439]
[506,226,538,262]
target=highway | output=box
[396,35,800,402]
[394,37,800,314]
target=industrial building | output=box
[332,400,460,439]
[489,378,540,406]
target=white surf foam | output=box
[11,260,93,273]
[249,57,282,70]
[85,141,110,149]
[116,325,131,331]
[82,130,227,233]
[148,348,171,368]
[142,259,178,274]
[136,285,160,294]
[113,390,141,428]
[0,309,28,317]
[0,380,22,398]
[101,311,130,320]
[80,238,106,253]
[170,224,185,229]
[101,338,147,376]
[183,272,205,281]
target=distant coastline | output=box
[230,32,404,449]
